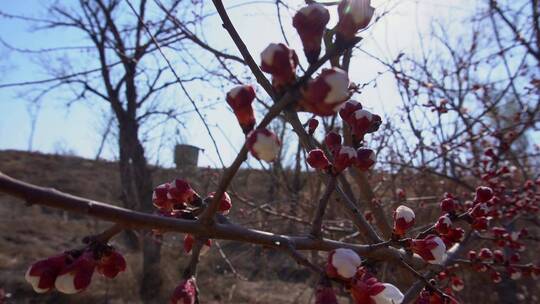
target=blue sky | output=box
[0,0,475,168]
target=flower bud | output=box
[226,85,256,134]
[336,0,375,43]
[333,146,357,173]
[508,266,522,280]
[247,128,281,162]
[300,68,350,116]
[491,271,502,283]
[479,248,493,261]
[207,191,232,215]
[451,276,464,292]
[97,250,126,279]
[292,4,330,64]
[343,109,381,140]
[350,276,404,304]
[435,215,452,234]
[338,100,363,122]
[307,118,319,135]
[153,183,175,211]
[411,235,446,265]
[475,186,494,203]
[55,253,96,294]
[25,254,68,293]
[260,43,298,89]
[355,148,376,171]
[326,248,362,280]
[393,205,415,236]
[471,216,489,231]
[440,197,456,213]
[170,277,197,304]
[325,131,342,154]
[168,179,199,207]
[307,149,331,170]
[493,249,505,263]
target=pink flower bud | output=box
[260,43,298,89]
[475,186,493,203]
[307,118,319,135]
[468,250,477,260]
[333,146,357,173]
[97,250,126,279]
[435,215,452,234]
[55,253,96,294]
[25,254,68,293]
[226,85,256,134]
[292,4,330,64]
[168,179,199,207]
[479,248,493,261]
[307,149,331,170]
[153,183,175,211]
[470,203,489,218]
[325,131,342,153]
[471,216,489,231]
[493,249,505,263]
[491,271,502,283]
[183,234,212,256]
[350,276,404,304]
[338,100,363,122]
[336,0,375,43]
[300,68,350,116]
[411,235,446,265]
[326,248,362,280]
[207,191,232,215]
[343,109,381,140]
[247,128,281,162]
[508,266,522,280]
[393,205,415,236]
[440,197,456,213]
[355,148,376,171]
[451,276,464,292]
[170,277,197,304]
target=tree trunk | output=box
[117,117,162,302]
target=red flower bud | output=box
[350,275,404,304]
[475,186,493,203]
[307,118,319,135]
[207,191,232,215]
[333,146,357,173]
[25,254,68,293]
[479,248,493,261]
[260,43,298,90]
[170,277,197,304]
[508,266,522,280]
[325,131,342,154]
[307,149,331,170]
[168,179,199,207]
[435,215,452,234]
[338,100,363,122]
[342,108,381,140]
[440,197,456,213]
[292,4,330,64]
[97,250,126,279]
[355,148,376,171]
[393,205,415,236]
[450,276,464,292]
[468,250,477,261]
[226,85,256,134]
[411,235,446,265]
[300,68,350,116]
[471,216,489,231]
[55,253,96,294]
[336,0,375,43]
[491,271,502,283]
[247,128,281,162]
[493,249,504,263]
[153,183,175,211]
